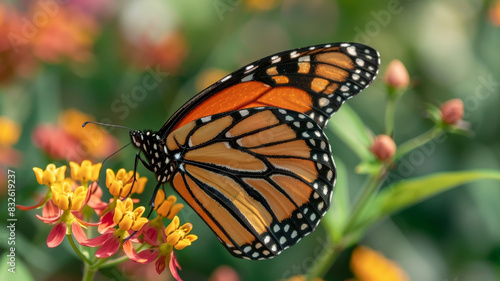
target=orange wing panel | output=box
[173,172,257,247]
[185,164,273,235]
[243,178,297,221]
[174,81,271,129]
[258,87,313,113]
[174,83,313,130]
[172,173,233,247]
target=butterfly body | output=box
[131,42,380,260]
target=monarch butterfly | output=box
[130,42,380,260]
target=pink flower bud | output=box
[384,60,410,89]
[440,99,464,125]
[371,135,396,162]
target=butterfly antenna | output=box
[82,121,135,131]
[101,142,132,166]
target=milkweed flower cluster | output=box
[18,160,197,281]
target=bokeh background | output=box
[1,0,500,280]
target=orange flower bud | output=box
[384,60,409,89]
[371,135,396,162]
[440,99,464,125]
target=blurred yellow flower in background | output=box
[195,68,230,92]
[349,246,410,281]
[0,117,21,147]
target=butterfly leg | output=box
[132,151,163,218]
[126,152,153,199]
[145,181,163,218]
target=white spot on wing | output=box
[346,46,357,56]
[240,109,249,117]
[220,75,231,83]
[241,74,254,82]
[298,55,310,62]
[319,97,330,107]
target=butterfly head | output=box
[130,130,174,183]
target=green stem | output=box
[82,263,97,281]
[384,94,398,136]
[342,166,387,235]
[67,234,92,264]
[305,243,346,281]
[306,166,388,280]
[97,254,130,269]
[395,126,443,161]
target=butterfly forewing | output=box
[166,107,335,260]
[130,42,380,260]
[159,42,380,136]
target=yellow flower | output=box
[155,190,184,219]
[106,168,147,197]
[350,246,410,281]
[113,198,148,232]
[165,216,198,250]
[51,182,87,211]
[33,164,67,186]
[69,160,102,182]
[0,117,21,147]
[130,173,148,194]
[106,168,134,197]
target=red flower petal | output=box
[72,212,100,227]
[88,184,108,214]
[123,240,157,264]
[80,231,114,247]
[98,211,115,233]
[142,224,161,246]
[36,213,61,223]
[137,248,159,263]
[47,222,67,248]
[82,182,96,209]
[43,200,62,218]
[156,255,167,274]
[169,251,182,281]
[95,235,120,258]
[17,195,46,210]
[72,223,88,244]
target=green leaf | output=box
[328,104,372,160]
[324,159,349,242]
[375,170,500,219]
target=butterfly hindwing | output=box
[166,107,335,260]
